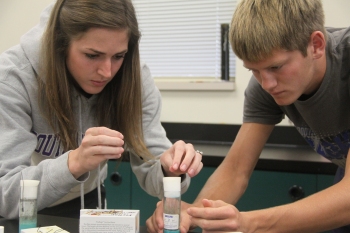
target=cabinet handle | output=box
[288,185,305,201]
[110,171,123,186]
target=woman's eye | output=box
[86,53,99,59]
[114,54,125,60]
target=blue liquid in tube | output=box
[19,199,37,233]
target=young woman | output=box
[0,0,203,219]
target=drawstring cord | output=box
[80,183,84,209]
[97,164,101,209]
[80,164,102,210]
[78,95,85,210]
[78,95,102,210]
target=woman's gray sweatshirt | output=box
[0,3,190,219]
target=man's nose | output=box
[260,71,277,91]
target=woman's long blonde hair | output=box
[39,0,153,160]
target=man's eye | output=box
[248,69,258,74]
[270,66,281,70]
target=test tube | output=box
[163,177,181,233]
[19,180,40,233]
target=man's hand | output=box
[187,199,243,233]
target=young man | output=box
[146,0,350,232]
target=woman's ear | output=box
[309,31,326,59]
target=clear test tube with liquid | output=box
[163,177,181,233]
[19,180,40,233]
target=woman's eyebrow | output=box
[86,48,128,55]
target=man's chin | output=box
[273,98,295,106]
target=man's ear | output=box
[309,31,326,59]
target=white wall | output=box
[1,0,349,125]
[159,0,350,125]
[0,0,53,53]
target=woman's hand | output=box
[146,201,195,233]
[160,140,203,177]
[68,127,124,178]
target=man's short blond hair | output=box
[230,0,326,62]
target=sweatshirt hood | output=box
[19,1,104,210]
[20,2,55,76]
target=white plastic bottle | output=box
[163,177,181,233]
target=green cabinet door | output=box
[104,160,132,209]
[236,171,317,211]
[317,174,334,191]
[130,173,160,225]
[107,161,335,232]
[182,166,216,203]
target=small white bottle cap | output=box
[163,177,181,192]
[20,180,40,199]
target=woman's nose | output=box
[97,60,112,78]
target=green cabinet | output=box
[237,171,317,210]
[104,160,132,209]
[104,160,162,225]
[130,174,160,224]
[317,174,335,191]
[104,161,217,225]
[104,160,335,231]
